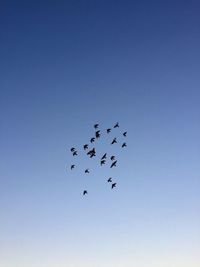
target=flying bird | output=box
[122,142,127,148]
[90,137,95,143]
[107,128,111,134]
[114,122,119,128]
[94,124,99,129]
[83,190,88,195]
[73,151,78,156]
[110,160,117,168]
[123,131,127,137]
[87,148,96,158]
[83,144,88,150]
[101,153,107,160]
[111,138,117,145]
[111,183,117,189]
[70,147,75,152]
[85,169,89,173]
[71,165,75,170]
[107,177,112,183]
[95,130,101,139]
[110,156,115,161]
[101,160,106,166]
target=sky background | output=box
[0,0,200,266]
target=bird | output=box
[90,137,95,143]
[83,144,88,150]
[87,148,96,158]
[122,142,127,148]
[114,122,119,128]
[94,124,99,129]
[110,160,117,168]
[70,147,75,152]
[73,151,78,156]
[71,165,75,170]
[123,131,127,137]
[111,183,117,189]
[107,177,112,183]
[85,169,89,173]
[101,160,106,166]
[107,128,111,134]
[83,190,88,195]
[95,130,101,139]
[101,153,107,160]
[111,138,117,145]
[110,155,115,161]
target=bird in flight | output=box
[101,153,107,160]
[71,165,75,170]
[101,159,106,166]
[85,169,89,174]
[110,160,117,168]
[123,131,127,137]
[87,148,96,158]
[73,151,78,156]
[111,183,117,189]
[110,155,115,161]
[122,142,127,148]
[107,177,112,183]
[90,137,95,143]
[114,122,119,128]
[94,124,99,129]
[83,190,88,195]
[83,144,88,150]
[95,130,101,139]
[107,128,111,134]
[111,138,117,145]
[71,147,75,152]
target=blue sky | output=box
[0,1,200,266]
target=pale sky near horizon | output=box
[1,1,200,266]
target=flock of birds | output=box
[68,122,127,196]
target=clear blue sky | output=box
[1,1,200,266]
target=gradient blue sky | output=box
[1,1,200,266]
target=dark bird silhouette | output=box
[85,169,89,173]
[110,160,117,168]
[122,142,127,148]
[90,137,95,143]
[111,138,117,145]
[71,165,75,170]
[110,156,115,161]
[101,160,106,166]
[71,147,75,152]
[94,124,99,129]
[107,128,111,133]
[107,177,112,183]
[83,144,88,150]
[101,153,107,160]
[73,151,78,156]
[87,148,96,158]
[123,131,127,137]
[95,130,101,139]
[111,183,117,189]
[114,122,119,128]
[83,190,88,195]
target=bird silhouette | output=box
[111,138,117,145]
[122,142,127,148]
[71,165,75,170]
[87,148,96,158]
[114,122,119,128]
[95,130,101,139]
[107,177,112,183]
[94,124,99,129]
[73,151,78,156]
[110,155,115,161]
[111,183,117,189]
[83,190,88,195]
[83,144,88,150]
[107,128,111,133]
[101,153,107,160]
[110,160,117,168]
[90,137,95,143]
[101,159,106,166]
[85,169,89,173]
[71,147,75,152]
[123,131,127,137]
